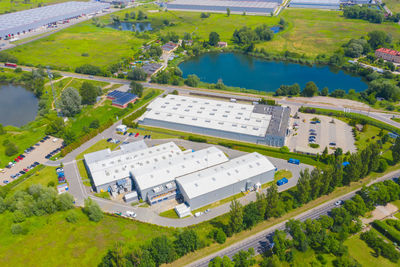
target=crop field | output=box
[0,0,76,14]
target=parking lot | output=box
[286,112,356,155]
[0,136,64,185]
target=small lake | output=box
[0,84,38,127]
[107,22,152,32]
[179,53,368,93]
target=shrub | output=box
[188,136,207,143]
[83,198,103,222]
[65,210,79,223]
[214,228,227,244]
[11,223,27,235]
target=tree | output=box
[58,87,81,117]
[128,248,155,267]
[226,8,231,16]
[174,229,199,256]
[391,137,400,164]
[377,158,388,172]
[368,30,390,49]
[321,87,329,96]
[301,81,319,97]
[243,201,260,229]
[5,142,18,156]
[232,248,256,267]
[130,80,144,97]
[137,10,146,20]
[214,228,227,244]
[80,82,98,105]
[296,169,311,204]
[229,199,243,233]
[254,24,274,41]
[184,74,200,87]
[89,119,100,129]
[56,193,75,211]
[209,256,234,267]
[209,32,220,46]
[149,235,177,265]
[272,230,289,260]
[99,241,129,267]
[63,130,76,146]
[265,184,280,219]
[45,117,65,136]
[286,219,308,252]
[83,198,103,222]
[0,123,6,135]
[128,67,147,81]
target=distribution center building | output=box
[289,0,340,9]
[0,1,109,39]
[131,146,229,204]
[138,95,290,147]
[167,0,282,15]
[176,152,275,210]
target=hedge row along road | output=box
[3,64,400,129]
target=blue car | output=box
[277,177,289,186]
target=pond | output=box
[270,26,281,34]
[107,21,152,32]
[0,84,38,127]
[179,53,368,93]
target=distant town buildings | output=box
[375,48,400,64]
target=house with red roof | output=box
[375,48,400,64]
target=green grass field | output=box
[8,6,399,70]
[0,210,172,267]
[0,0,77,14]
[344,233,398,267]
[384,0,400,13]
[8,165,58,194]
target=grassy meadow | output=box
[384,0,400,13]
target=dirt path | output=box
[51,77,74,109]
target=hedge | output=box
[61,119,113,157]
[122,104,148,128]
[299,106,400,134]
[373,220,400,244]
[187,136,207,143]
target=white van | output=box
[126,211,137,218]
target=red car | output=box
[135,133,139,137]
[23,168,28,172]
[14,158,19,162]
[17,156,23,160]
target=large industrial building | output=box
[289,0,340,9]
[84,140,276,209]
[0,1,109,39]
[138,95,290,147]
[167,0,282,15]
[176,152,275,209]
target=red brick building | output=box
[375,48,400,63]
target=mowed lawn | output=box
[0,210,172,267]
[258,8,400,57]
[384,0,400,13]
[344,233,398,267]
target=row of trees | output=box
[232,25,274,46]
[100,229,203,267]
[343,5,385,23]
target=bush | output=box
[214,228,227,244]
[5,142,18,156]
[188,136,207,143]
[83,198,103,222]
[11,223,27,235]
[309,143,320,149]
[65,210,79,223]
[377,159,388,172]
[75,64,103,76]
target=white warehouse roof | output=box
[176,152,275,199]
[132,146,229,192]
[141,95,271,137]
[85,141,182,187]
[0,1,110,37]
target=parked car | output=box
[135,133,139,137]
[126,211,137,218]
[129,132,134,137]
[329,142,336,146]
[335,200,343,206]
[277,177,289,186]
[19,171,25,175]
[3,180,9,184]
[309,132,317,136]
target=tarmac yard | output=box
[287,113,356,155]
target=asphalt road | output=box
[4,64,399,129]
[189,169,400,267]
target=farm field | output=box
[7,5,400,70]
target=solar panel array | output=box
[107,90,138,106]
[0,1,109,37]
